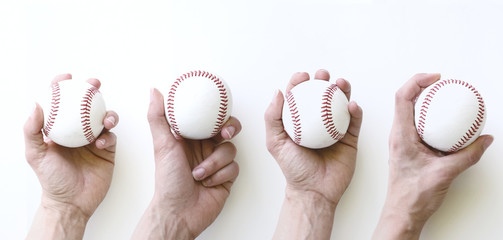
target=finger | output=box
[338,101,363,149]
[51,73,72,85]
[212,116,243,143]
[95,131,118,153]
[222,181,234,193]
[86,78,101,89]
[265,89,289,153]
[314,69,330,81]
[103,111,119,130]
[192,142,237,181]
[346,101,363,138]
[23,103,47,165]
[336,78,351,100]
[286,72,310,93]
[202,161,239,187]
[147,88,176,147]
[86,131,116,164]
[392,73,441,137]
[445,135,494,174]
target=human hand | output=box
[265,69,363,240]
[132,88,241,239]
[24,74,119,239]
[372,73,494,240]
[265,69,363,206]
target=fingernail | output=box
[106,116,116,126]
[202,178,212,187]
[224,126,236,139]
[272,89,279,101]
[192,167,206,180]
[483,136,494,150]
[28,102,37,118]
[98,139,106,147]
[150,88,155,102]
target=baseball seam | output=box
[211,73,230,136]
[166,70,229,137]
[81,86,100,143]
[43,83,61,136]
[321,84,344,141]
[417,79,485,152]
[286,91,302,145]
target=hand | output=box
[132,88,241,239]
[24,74,119,239]
[372,73,494,240]
[266,69,363,207]
[265,69,363,240]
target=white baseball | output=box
[414,79,486,152]
[282,80,350,149]
[165,70,232,140]
[43,80,107,148]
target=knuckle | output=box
[146,112,156,123]
[221,142,237,156]
[232,161,240,175]
[394,88,407,102]
[206,158,219,171]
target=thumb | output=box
[23,103,47,165]
[448,135,494,173]
[264,89,288,151]
[147,88,176,149]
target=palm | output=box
[35,142,115,216]
[155,139,230,235]
[266,70,362,204]
[274,131,357,202]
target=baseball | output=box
[43,80,107,148]
[165,70,232,140]
[414,79,486,152]
[282,79,350,149]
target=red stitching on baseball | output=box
[81,86,100,143]
[210,73,229,137]
[417,79,485,152]
[166,74,185,135]
[286,91,301,144]
[166,70,229,137]
[43,83,61,136]
[321,84,344,141]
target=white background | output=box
[1,0,502,239]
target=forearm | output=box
[273,189,337,240]
[131,200,194,240]
[372,176,430,240]
[372,203,425,240]
[27,204,89,240]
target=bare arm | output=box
[372,73,493,240]
[131,88,242,239]
[265,70,363,240]
[273,189,337,240]
[27,204,89,240]
[24,74,119,240]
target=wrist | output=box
[285,187,339,211]
[132,198,194,240]
[27,202,89,240]
[385,169,439,223]
[273,187,337,240]
[372,178,431,240]
[372,203,426,240]
[41,196,91,220]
